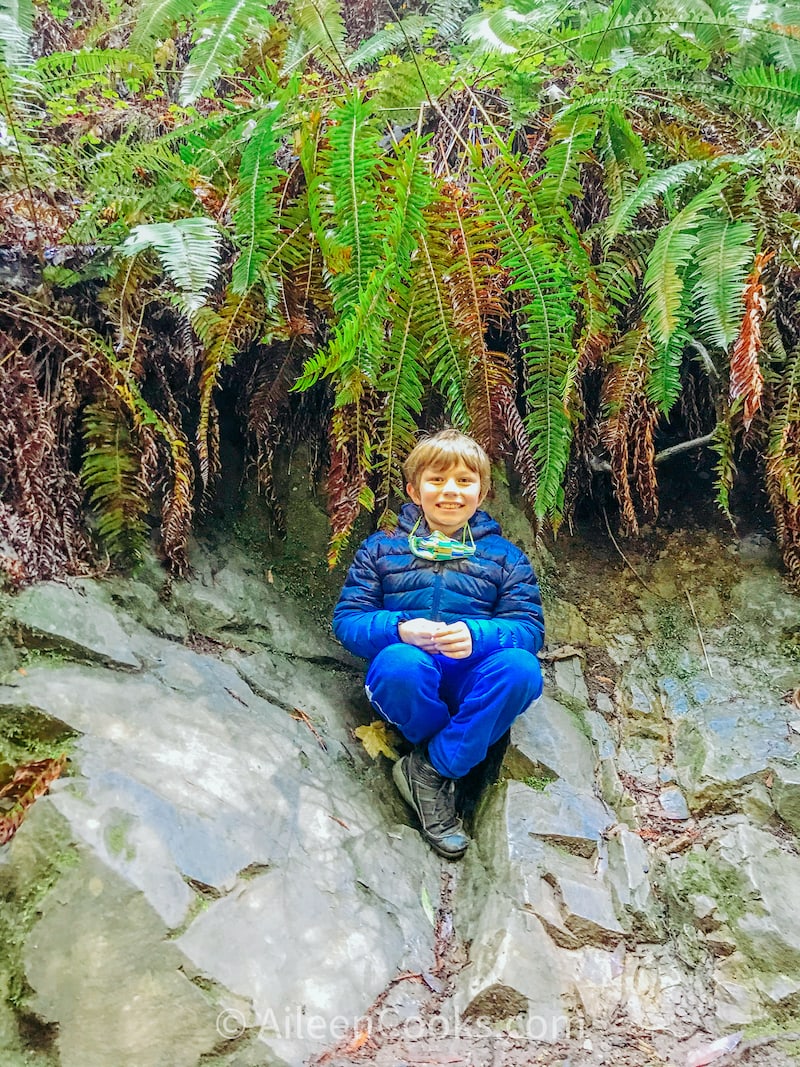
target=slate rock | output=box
[6,581,140,669]
[503,693,596,792]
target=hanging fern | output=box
[692,215,755,351]
[470,142,577,519]
[81,402,149,565]
[179,0,276,105]
[231,96,289,297]
[119,217,223,316]
[536,110,601,218]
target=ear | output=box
[406,481,421,505]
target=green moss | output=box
[0,706,78,777]
[668,850,750,925]
[523,774,551,791]
[104,814,135,861]
[0,804,80,1025]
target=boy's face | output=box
[407,463,486,536]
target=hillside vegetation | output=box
[1,0,799,579]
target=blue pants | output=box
[364,644,542,780]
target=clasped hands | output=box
[398,618,472,659]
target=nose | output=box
[442,477,461,494]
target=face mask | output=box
[408,516,476,562]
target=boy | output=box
[333,430,544,860]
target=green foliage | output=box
[81,402,149,565]
[5,0,800,582]
[179,0,276,105]
[119,218,223,315]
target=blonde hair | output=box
[403,429,491,496]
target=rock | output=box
[553,656,590,708]
[509,779,613,858]
[673,696,796,811]
[167,541,350,663]
[0,634,438,1064]
[772,762,800,834]
[502,694,596,792]
[544,599,602,646]
[24,851,220,1067]
[5,581,141,669]
[667,823,800,1023]
[658,786,690,821]
[605,829,662,937]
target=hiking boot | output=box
[392,750,470,860]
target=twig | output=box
[685,589,713,677]
[590,432,716,472]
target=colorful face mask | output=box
[408,516,476,561]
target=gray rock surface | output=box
[1,517,798,1066]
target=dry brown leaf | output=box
[0,755,67,845]
[354,721,401,761]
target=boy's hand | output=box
[432,621,473,659]
[398,618,445,652]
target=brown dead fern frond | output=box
[730,251,773,430]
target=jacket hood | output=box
[396,502,501,539]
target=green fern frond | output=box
[461,0,561,55]
[119,217,222,316]
[536,111,600,217]
[730,64,800,123]
[325,90,384,311]
[375,288,424,515]
[643,179,725,351]
[605,160,707,241]
[0,0,32,67]
[290,0,347,74]
[130,0,193,54]
[348,16,431,69]
[231,94,289,297]
[34,49,154,95]
[692,216,754,350]
[81,402,149,565]
[470,143,577,518]
[179,0,276,105]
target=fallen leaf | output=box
[266,568,274,584]
[344,1030,371,1053]
[765,771,773,789]
[0,755,67,845]
[354,721,400,761]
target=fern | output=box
[692,216,754,350]
[606,160,708,241]
[130,0,194,54]
[348,16,432,69]
[81,402,149,565]
[470,142,577,518]
[290,0,347,74]
[119,218,222,316]
[179,0,276,105]
[536,110,600,219]
[730,64,800,123]
[231,95,289,297]
[0,0,32,67]
[643,180,724,351]
[374,288,424,518]
[710,405,738,519]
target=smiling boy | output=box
[332,429,544,859]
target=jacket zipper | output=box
[431,562,443,621]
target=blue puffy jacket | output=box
[332,503,545,662]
